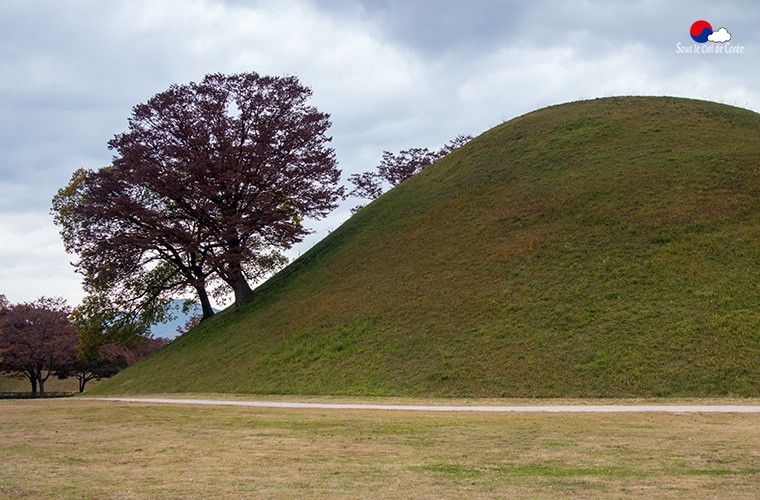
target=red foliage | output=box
[99,337,170,366]
[176,315,202,337]
[107,72,344,307]
[348,134,472,212]
[0,297,78,396]
[53,72,344,315]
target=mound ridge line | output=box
[85,398,760,413]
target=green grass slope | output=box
[93,96,760,397]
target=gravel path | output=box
[86,397,760,413]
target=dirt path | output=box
[86,397,760,413]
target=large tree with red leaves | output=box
[53,72,343,315]
[0,297,79,396]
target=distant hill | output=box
[150,300,218,339]
[94,97,760,397]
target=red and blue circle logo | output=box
[690,20,713,43]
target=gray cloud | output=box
[1,0,759,305]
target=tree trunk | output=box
[196,285,216,320]
[79,377,86,393]
[29,375,37,395]
[38,376,46,398]
[228,269,255,307]
[187,262,215,320]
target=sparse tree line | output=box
[347,134,472,213]
[47,70,470,345]
[0,295,167,396]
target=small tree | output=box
[58,337,170,393]
[348,134,472,212]
[0,297,78,396]
[59,354,128,393]
[64,294,156,393]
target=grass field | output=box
[2,398,760,498]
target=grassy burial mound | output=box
[92,96,760,397]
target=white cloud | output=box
[708,27,731,43]
[0,212,83,305]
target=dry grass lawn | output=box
[2,398,760,498]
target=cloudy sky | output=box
[1,0,757,307]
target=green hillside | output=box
[92,96,760,397]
